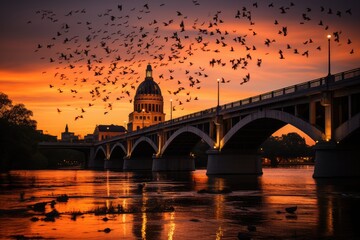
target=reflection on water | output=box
[315,178,360,239]
[0,167,359,239]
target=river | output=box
[1,166,359,239]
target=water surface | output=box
[1,167,359,239]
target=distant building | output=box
[37,130,57,142]
[61,124,79,142]
[128,64,165,131]
[93,124,126,141]
[84,133,96,143]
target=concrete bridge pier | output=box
[87,158,97,169]
[206,150,263,175]
[86,149,95,169]
[104,159,124,170]
[123,156,153,171]
[152,155,195,171]
[88,158,105,169]
[88,150,106,169]
[313,141,360,178]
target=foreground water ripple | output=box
[1,167,360,239]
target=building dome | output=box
[135,64,162,96]
[128,64,165,132]
[136,79,162,95]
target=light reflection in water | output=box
[122,199,128,235]
[216,226,223,240]
[314,178,360,238]
[106,170,110,209]
[0,168,359,239]
[141,192,148,240]
[167,212,176,240]
[326,197,334,236]
[215,178,225,220]
[142,212,147,240]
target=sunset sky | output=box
[1,0,359,144]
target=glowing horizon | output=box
[1,0,359,145]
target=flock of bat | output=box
[29,0,355,120]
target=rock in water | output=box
[56,194,69,202]
[32,202,47,212]
[30,217,39,222]
[285,206,297,214]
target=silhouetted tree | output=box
[261,136,282,166]
[281,132,310,159]
[0,92,48,170]
[261,132,313,166]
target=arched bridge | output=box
[40,68,360,178]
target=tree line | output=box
[260,132,314,166]
[0,92,56,170]
[192,132,314,168]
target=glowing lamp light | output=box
[327,34,331,76]
[216,78,220,115]
[170,99,173,121]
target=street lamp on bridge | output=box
[170,98,173,121]
[322,34,333,105]
[142,108,145,128]
[216,78,220,116]
[327,34,331,76]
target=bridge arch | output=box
[94,146,107,159]
[110,143,126,157]
[334,112,360,142]
[106,143,127,169]
[221,109,323,150]
[161,126,215,156]
[130,136,158,157]
[92,146,107,168]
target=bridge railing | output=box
[335,68,360,82]
[128,68,360,135]
[220,68,359,111]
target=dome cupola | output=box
[135,64,162,96]
[128,64,165,132]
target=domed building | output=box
[128,64,165,131]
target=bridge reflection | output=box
[315,178,360,238]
